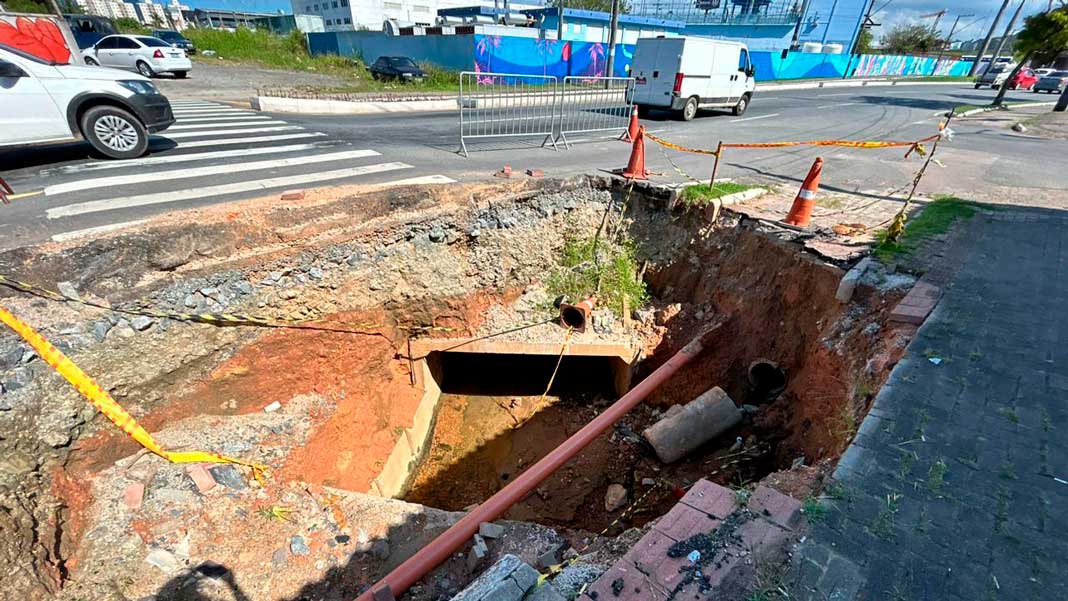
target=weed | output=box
[870,492,902,539]
[997,407,1019,424]
[922,348,941,359]
[680,182,755,206]
[258,505,293,522]
[1041,407,1051,432]
[998,461,1017,480]
[733,487,752,506]
[830,403,858,449]
[927,458,948,495]
[874,196,985,260]
[969,350,984,362]
[994,487,1009,533]
[545,231,648,315]
[914,408,931,439]
[897,451,916,481]
[802,496,828,522]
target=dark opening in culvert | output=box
[747,359,787,404]
[435,352,618,397]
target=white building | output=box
[74,0,175,27]
[292,0,537,32]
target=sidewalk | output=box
[793,206,1068,600]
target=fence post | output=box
[709,141,724,189]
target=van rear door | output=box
[631,38,683,108]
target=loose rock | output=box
[604,484,628,512]
[290,535,310,556]
[130,316,154,331]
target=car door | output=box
[0,53,71,145]
[93,36,120,67]
[112,37,143,71]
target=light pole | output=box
[983,0,1026,76]
[969,0,1010,76]
[932,13,972,75]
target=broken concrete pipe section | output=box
[642,386,742,464]
[559,296,596,332]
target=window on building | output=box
[343,17,351,23]
[313,3,319,9]
[325,18,332,24]
[332,1,337,8]
[413,4,428,11]
[383,2,401,9]
[340,0,348,5]
[305,5,310,11]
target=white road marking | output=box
[51,219,149,242]
[45,149,381,196]
[820,93,854,97]
[58,143,331,172]
[154,132,326,148]
[816,102,858,109]
[172,110,257,117]
[47,162,414,218]
[168,120,286,131]
[169,103,222,108]
[161,126,304,139]
[174,115,272,124]
[731,113,779,123]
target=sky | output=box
[183,0,1049,44]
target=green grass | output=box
[874,196,983,260]
[545,232,648,318]
[181,28,460,93]
[802,496,828,522]
[680,182,756,206]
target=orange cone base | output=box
[622,127,649,180]
[782,157,823,227]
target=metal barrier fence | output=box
[556,76,635,148]
[458,71,559,157]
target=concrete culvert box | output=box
[642,386,742,463]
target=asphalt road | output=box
[1,83,1064,250]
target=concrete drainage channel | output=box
[0,175,917,601]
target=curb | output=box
[250,79,969,116]
[956,101,1056,117]
[667,183,769,207]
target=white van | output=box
[0,43,175,159]
[629,36,756,120]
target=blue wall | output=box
[682,24,796,52]
[309,31,974,82]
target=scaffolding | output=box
[628,0,801,26]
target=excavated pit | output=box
[0,176,914,601]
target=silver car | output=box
[974,65,1011,89]
[1034,71,1068,94]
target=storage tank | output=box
[823,43,844,54]
[801,42,823,53]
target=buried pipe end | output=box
[559,296,596,332]
[747,359,787,404]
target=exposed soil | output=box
[0,175,914,601]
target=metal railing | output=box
[556,76,635,148]
[458,71,559,157]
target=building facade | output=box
[73,0,177,27]
[291,0,537,32]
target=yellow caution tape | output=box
[645,132,719,156]
[722,134,940,150]
[0,303,268,485]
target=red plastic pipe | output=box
[355,330,713,601]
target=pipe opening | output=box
[747,359,787,404]
[559,305,587,330]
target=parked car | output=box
[629,36,755,120]
[83,34,191,78]
[151,29,195,54]
[974,64,1013,89]
[1034,68,1056,78]
[1034,71,1068,94]
[0,43,174,159]
[369,56,425,82]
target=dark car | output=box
[369,56,425,82]
[151,30,195,55]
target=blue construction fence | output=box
[308,31,974,82]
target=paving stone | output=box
[185,465,216,493]
[748,485,803,530]
[628,529,690,592]
[678,479,736,519]
[653,501,720,542]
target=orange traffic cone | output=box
[783,157,823,227]
[621,105,640,142]
[621,126,649,180]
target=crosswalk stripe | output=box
[172,109,255,116]
[47,162,413,219]
[161,126,303,139]
[45,149,382,196]
[174,116,272,123]
[57,142,332,173]
[168,120,286,131]
[154,132,326,148]
[169,103,222,108]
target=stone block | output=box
[124,482,145,509]
[679,479,737,519]
[478,522,505,539]
[185,465,216,493]
[653,502,720,542]
[748,486,803,531]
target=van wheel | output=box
[733,94,750,116]
[636,104,651,117]
[681,96,699,121]
[136,61,155,78]
[81,105,148,160]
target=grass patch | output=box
[545,231,648,319]
[801,496,828,522]
[874,196,983,261]
[680,182,756,206]
[926,458,948,494]
[181,28,460,93]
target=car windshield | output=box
[388,57,417,68]
[989,66,1007,73]
[155,32,183,42]
[137,36,173,47]
[1051,71,1068,78]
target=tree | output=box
[855,28,874,53]
[881,23,940,54]
[3,0,49,13]
[999,6,1068,111]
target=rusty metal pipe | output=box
[355,328,716,601]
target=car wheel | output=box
[173,70,188,79]
[80,105,148,160]
[974,83,982,89]
[136,61,155,78]
[85,57,99,66]
[732,94,749,116]
[681,96,698,121]
[991,83,1000,90]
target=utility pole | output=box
[968,0,1010,76]
[604,0,621,78]
[843,0,877,79]
[932,13,972,74]
[556,0,564,40]
[984,0,1026,75]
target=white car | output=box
[84,34,191,79]
[1034,68,1056,78]
[0,43,175,159]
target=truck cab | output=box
[629,36,755,120]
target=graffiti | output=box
[0,15,74,64]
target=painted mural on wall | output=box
[852,54,971,78]
[0,15,74,64]
[473,34,631,80]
